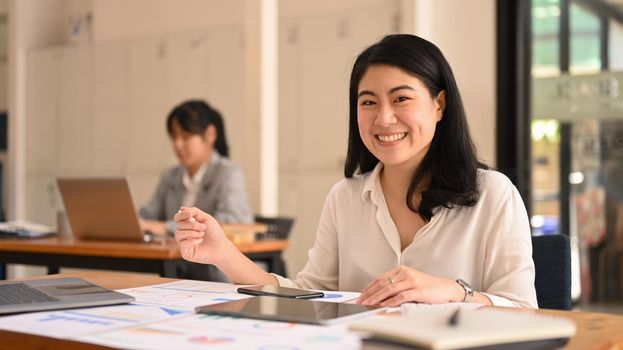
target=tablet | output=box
[195,296,386,325]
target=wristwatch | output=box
[456,279,474,303]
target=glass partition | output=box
[530,0,623,303]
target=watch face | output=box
[456,279,474,303]
[457,279,473,294]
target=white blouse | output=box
[274,163,538,308]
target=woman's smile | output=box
[375,131,408,144]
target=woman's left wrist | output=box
[454,279,474,303]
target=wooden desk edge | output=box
[0,238,288,260]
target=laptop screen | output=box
[56,178,145,242]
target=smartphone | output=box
[237,285,324,299]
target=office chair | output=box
[532,234,572,310]
[254,216,295,240]
[0,162,3,222]
[254,215,295,277]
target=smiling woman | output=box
[172,35,538,309]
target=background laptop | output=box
[57,178,147,242]
[0,277,135,315]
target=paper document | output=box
[148,280,251,294]
[78,314,361,350]
[119,280,363,308]
[314,290,361,303]
[0,303,189,339]
[119,283,253,310]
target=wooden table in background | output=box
[1,271,622,350]
[0,225,288,278]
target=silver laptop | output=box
[57,178,148,242]
[0,277,135,315]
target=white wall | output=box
[0,4,7,111]
[0,0,7,239]
[0,63,6,111]
[427,0,496,166]
[8,0,67,220]
[92,0,244,42]
[610,20,623,70]
[7,0,68,278]
[88,0,386,43]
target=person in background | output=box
[140,99,253,280]
[173,35,538,308]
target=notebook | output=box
[196,295,386,325]
[57,178,149,242]
[0,277,135,315]
[350,306,576,350]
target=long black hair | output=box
[166,99,229,157]
[344,34,487,221]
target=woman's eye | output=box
[395,96,410,103]
[360,100,376,106]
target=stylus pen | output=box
[448,308,460,326]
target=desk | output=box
[1,271,623,350]
[0,236,288,278]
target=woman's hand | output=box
[357,266,465,307]
[173,207,234,265]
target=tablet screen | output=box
[195,296,385,325]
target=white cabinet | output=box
[92,43,129,175]
[166,31,210,106]
[26,49,61,175]
[205,27,245,162]
[127,37,170,173]
[25,48,62,224]
[58,47,92,175]
[25,28,245,224]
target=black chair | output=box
[254,216,295,277]
[0,161,3,222]
[532,234,572,310]
[254,216,295,241]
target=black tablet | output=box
[195,296,385,325]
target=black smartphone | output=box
[237,285,324,299]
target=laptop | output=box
[0,277,135,315]
[57,178,149,242]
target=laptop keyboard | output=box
[0,283,60,305]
